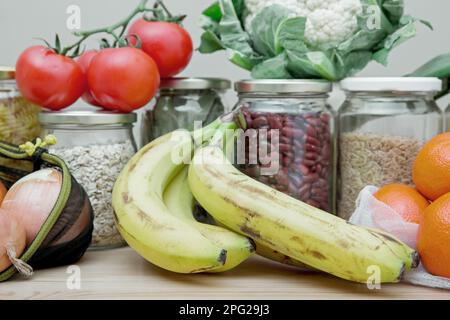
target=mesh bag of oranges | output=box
[349,133,450,289]
[350,185,450,289]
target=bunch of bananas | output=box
[112,115,419,283]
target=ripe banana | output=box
[254,242,314,271]
[188,145,419,283]
[163,167,255,272]
[207,212,313,270]
[164,165,308,272]
[113,122,232,273]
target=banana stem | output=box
[191,119,222,147]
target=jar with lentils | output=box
[234,80,335,213]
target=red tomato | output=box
[87,47,160,112]
[128,19,193,78]
[77,50,102,108]
[15,46,86,110]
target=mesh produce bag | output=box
[350,186,450,290]
[0,140,93,282]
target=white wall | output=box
[1,0,450,109]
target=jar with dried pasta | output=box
[0,67,41,144]
[338,78,443,220]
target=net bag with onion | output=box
[0,138,93,282]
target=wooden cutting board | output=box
[1,247,448,300]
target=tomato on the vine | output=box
[15,46,86,110]
[128,19,193,78]
[87,47,160,112]
[76,50,102,107]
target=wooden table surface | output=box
[1,247,449,300]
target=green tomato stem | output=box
[155,0,172,18]
[61,0,150,56]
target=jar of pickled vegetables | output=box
[141,78,230,146]
[234,80,335,213]
[0,67,41,145]
[338,77,443,220]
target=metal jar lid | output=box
[39,111,137,126]
[160,78,231,91]
[0,67,15,80]
[340,77,443,92]
[235,79,332,94]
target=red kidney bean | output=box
[284,151,294,160]
[306,135,321,146]
[302,159,316,167]
[276,171,289,186]
[282,156,292,167]
[306,125,317,137]
[305,143,319,153]
[303,173,319,183]
[298,184,310,197]
[268,114,283,129]
[281,136,291,144]
[282,127,304,138]
[306,199,321,208]
[299,164,309,175]
[238,108,333,212]
[305,152,318,161]
[275,185,288,192]
[279,143,292,154]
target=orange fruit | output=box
[374,184,429,224]
[0,181,6,205]
[417,192,450,278]
[413,133,450,201]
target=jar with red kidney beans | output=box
[234,80,336,213]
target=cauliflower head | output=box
[244,0,363,51]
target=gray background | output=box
[1,0,450,109]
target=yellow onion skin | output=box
[0,181,6,205]
[1,169,62,245]
[0,210,27,272]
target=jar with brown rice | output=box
[338,78,443,220]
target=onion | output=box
[0,210,27,273]
[1,168,62,245]
[0,181,6,205]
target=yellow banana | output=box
[255,242,315,271]
[188,145,419,283]
[113,124,230,273]
[163,167,255,272]
[212,215,313,270]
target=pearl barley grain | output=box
[51,142,135,248]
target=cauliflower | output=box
[200,0,426,80]
[244,0,363,51]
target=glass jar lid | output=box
[340,77,442,92]
[235,79,332,94]
[39,111,137,126]
[0,67,15,81]
[160,78,231,91]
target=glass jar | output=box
[0,67,41,144]
[338,77,443,220]
[141,77,230,146]
[234,80,335,213]
[39,111,138,249]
